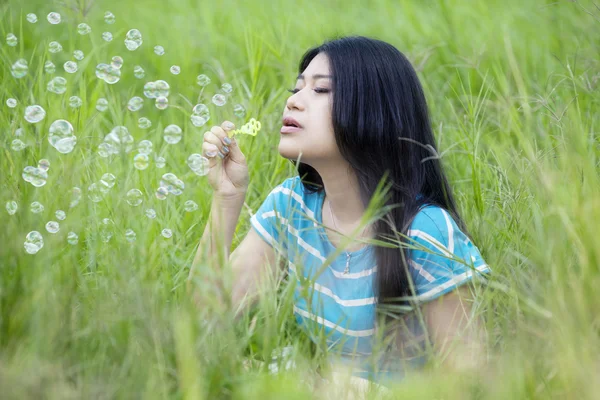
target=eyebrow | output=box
[296,74,333,80]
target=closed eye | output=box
[287,88,330,94]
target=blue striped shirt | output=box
[250,176,491,383]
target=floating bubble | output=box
[196,74,211,86]
[24,105,46,123]
[145,208,157,219]
[191,115,208,127]
[6,33,17,47]
[46,221,59,234]
[184,200,198,212]
[47,76,67,94]
[191,103,210,127]
[102,32,113,42]
[155,156,166,169]
[221,83,233,94]
[67,232,78,245]
[192,103,209,116]
[134,65,145,79]
[133,153,149,170]
[23,166,48,187]
[104,65,121,84]
[47,12,61,24]
[74,50,84,60]
[70,187,82,208]
[127,96,144,112]
[26,13,38,23]
[77,23,91,35]
[6,201,18,215]
[103,126,134,154]
[95,63,109,80]
[111,56,123,69]
[233,104,246,118]
[49,119,77,154]
[69,96,82,108]
[170,65,180,75]
[24,231,44,254]
[11,59,28,78]
[64,61,78,73]
[126,189,143,206]
[155,96,168,110]
[100,218,113,242]
[125,229,136,242]
[137,140,153,154]
[88,183,103,202]
[100,173,116,192]
[163,124,182,144]
[14,128,24,136]
[125,29,142,51]
[212,94,227,107]
[6,98,17,108]
[154,45,165,56]
[161,229,172,238]
[138,117,151,129]
[11,139,26,151]
[187,154,210,176]
[155,186,168,200]
[55,210,66,220]
[31,201,45,213]
[104,11,116,24]
[49,41,63,53]
[44,61,56,74]
[143,81,157,98]
[155,80,170,97]
[160,173,184,195]
[96,98,108,112]
[38,159,50,171]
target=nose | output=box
[285,91,304,112]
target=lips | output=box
[282,116,302,128]
[280,125,302,134]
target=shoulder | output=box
[409,204,459,239]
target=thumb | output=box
[225,135,246,164]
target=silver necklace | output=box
[327,198,368,275]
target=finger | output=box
[203,130,231,157]
[212,121,236,147]
[202,142,220,168]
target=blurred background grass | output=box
[1,0,599,398]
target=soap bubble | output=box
[111,56,124,69]
[143,81,157,98]
[44,61,56,74]
[26,13,38,23]
[196,74,211,86]
[155,96,168,110]
[24,105,46,123]
[6,201,18,215]
[233,104,246,118]
[96,98,109,112]
[155,186,168,200]
[6,33,17,47]
[24,231,44,254]
[11,139,26,151]
[70,187,82,207]
[69,96,82,108]
[30,201,45,213]
[154,45,165,56]
[161,229,172,238]
[221,83,233,94]
[38,159,50,171]
[187,153,210,176]
[49,41,63,53]
[6,98,17,108]
[102,32,113,42]
[138,117,151,129]
[155,80,170,97]
[125,229,136,242]
[191,115,208,127]
[125,29,142,51]
[170,65,180,75]
[184,200,198,212]
[23,166,48,187]
[46,221,60,234]
[137,140,153,154]
[104,11,116,24]
[100,173,116,191]
[212,94,227,106]
[11,59,28,78]
[55,210,66,220]
[145,208,157,219]
[192,103,209,116]
[104,65,121,84]
[49,119,77,154]
[77,23,91,35]
[126,189,143,206]
[133,153,149,170]
[67,232,78,245]
[95,63,109,80]
[100,218,113,242]
[160,173,184,195]
[134,65,145,79]
[103,126,134,154]
[163,124,182,144]
[64,61,78,73]
[47,76,67,94]
[155,156,166,169]
[88,183,103,202]
[74,50,84,60]
[47,12,61,24]
[127,96,144,112]
[191,103,210,127]
[14,128,24,136]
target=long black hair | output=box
[290,35,469,316]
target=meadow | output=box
[1,0,599,398]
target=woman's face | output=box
[279,52,340,166]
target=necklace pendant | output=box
[343,253,351,274]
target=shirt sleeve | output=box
[406,206,491,304]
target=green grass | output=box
[1,0,599,398]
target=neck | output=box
[315,163,365,226]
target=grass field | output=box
[1,0,599,398]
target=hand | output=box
[202,121,249,198]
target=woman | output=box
[190,35,491,388]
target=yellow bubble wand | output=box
[229,118,262,137]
